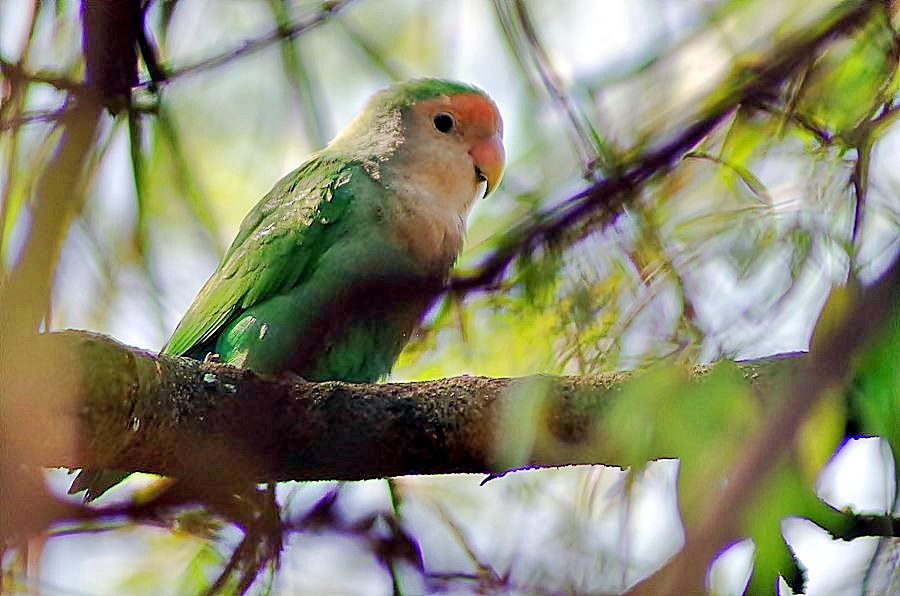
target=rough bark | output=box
[8,330,657,484]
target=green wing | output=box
[162,153,355,357]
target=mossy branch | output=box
[11,330,635,483]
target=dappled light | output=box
[3,1,900,594]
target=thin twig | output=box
[0,58,85,93]
[0,2,351,101]
[155,1,354,85]
[491,0,604,175]
[503,0,605,175]
[0,107,68,132]
[630,248,900,594]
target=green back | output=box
[162,153,355,359]
[162,78,483,376]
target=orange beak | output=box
[469,131,505,198]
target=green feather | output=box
[71,78,486,500]
[166,153,436,381]
[369,78,482,110]
[161,155,350,360]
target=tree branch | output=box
[829,512,900,541]
[11,330,632,484]
[157,1,354,84]
[450,0,884,294]
[629,194,900,595]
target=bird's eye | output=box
[433,112,454,133]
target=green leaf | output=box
[797,12,898,135]
[846,307,900,479]
[600,362,758,518]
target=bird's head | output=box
[400,81,505,199]
[333,79,505,201]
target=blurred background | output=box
[2,0,900,594]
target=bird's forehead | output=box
[414,93,502,134]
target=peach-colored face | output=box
[412,92,505,197]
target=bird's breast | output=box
[383,179,480,273]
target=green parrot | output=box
[70,78,505,500]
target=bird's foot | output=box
[206,483,283,595]
[202,352,222,365]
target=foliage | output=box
[2,0,900,594]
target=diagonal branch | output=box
[628,194,900,594]
[158,0,355,84]
[492,0,603,174]
[450,0,884,294]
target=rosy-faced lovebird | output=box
[70,78,505,500]
[164,78,504,381]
